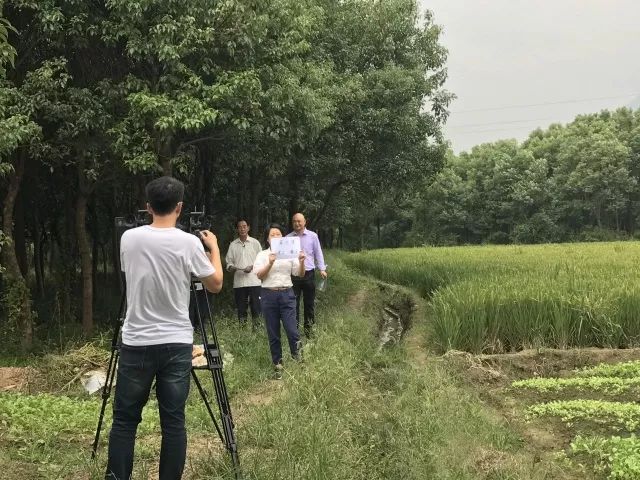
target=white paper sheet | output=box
[270,236,301,260]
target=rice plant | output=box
[346,242,640,353]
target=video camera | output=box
[114,210,151,237]
[114,207,213,246]
[178,208,214,251]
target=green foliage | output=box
[1,276,34,349]
[571,435,640,480]
[412,109,640,245]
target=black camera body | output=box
[180,209,213,252]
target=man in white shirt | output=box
[225,219,262,326]
[105,176,223,480]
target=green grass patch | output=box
[0,252,577,479]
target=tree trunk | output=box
[14,188,28,278]
[309,180,347,227]
[249,166,260,231]
[76,158,94,335]
[76,191,93,335]
[202,146,214,216]
[287,158,301,227]
[159,136,173,176]
[92,235,98,299]
[101,244,107,278]
[2,152,33,350]
[33,219,44,299]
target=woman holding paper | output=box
[253,223,305,379]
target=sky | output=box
[419,0,640,153]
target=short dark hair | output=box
[263,223,285,246]
[237,219,249,227]
[145,176,184,215]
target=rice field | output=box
[345,242,640,353]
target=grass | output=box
[345,242,640,353]
[0,252,571,479]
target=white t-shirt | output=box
[120,226,216,346]
[252,249,301,288]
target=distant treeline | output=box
[408,108,640,245]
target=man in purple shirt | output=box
[287,213,327,337]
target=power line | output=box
[454,125,547,136]
[451,93,638,114]
[448,116,560,130]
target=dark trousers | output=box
[105,343,192,480]
[292,269,316,335]
[260,287,300,365]
[233,286,261,324]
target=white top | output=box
[252,248,301,288]
[120,226,216,346]
[225,236,262,288]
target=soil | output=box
[439,345,640,478]
[0,367,35,392]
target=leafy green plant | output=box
[575,360,640,379]
[512,376,640,395]
[526,400,640,432]
[571,435,640,479]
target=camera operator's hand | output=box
[199,230,219,252]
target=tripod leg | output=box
[191,369,224,442]
[92,292,125,459]
[191,280,242,478]
[91,347,119,458]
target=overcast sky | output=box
[419,1,640,153]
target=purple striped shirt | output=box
[287,228,326,271]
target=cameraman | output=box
[105,176,222,480]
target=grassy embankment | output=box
[0,253,570,479]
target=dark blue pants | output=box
[261,288,300,365]
[105,343,192,480]
[292,269,316,335]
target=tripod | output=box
[91,278,241,479]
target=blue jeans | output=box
[105,343,192,480]
[261,288,300,365]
